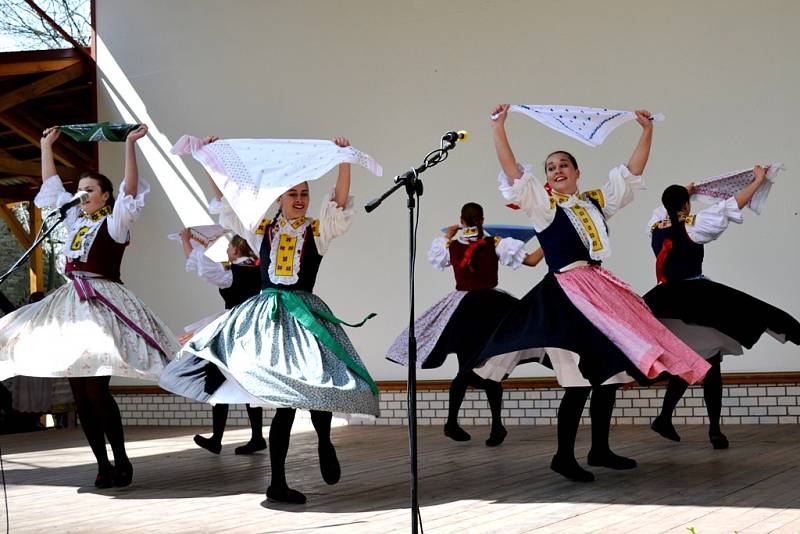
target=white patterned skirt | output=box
[159,290,380,416]
[0,279,179,381]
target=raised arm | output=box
[332,136,351,208]
[734,165,768,209]
[179,228,194,258]
[490,104,523,184]
[40,127,60,180]
[626,109,654,176]
[123,124,149,196]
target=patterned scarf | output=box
[691,163,784,214]
[493,105,665,147]
[57,122,140,142]
[171,135,383,230]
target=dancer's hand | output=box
[444,224,459,240]
[127,124,148,144]
[179,228,192,244]
[490,104,511,128]
[685,182,696,196]
[634,109,653,130]
[753,165,767,184]
[177,332,194,345]
[41,127,60,146]
[332,136,350,148]
[201,135,219,146]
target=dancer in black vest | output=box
[160,136,379,505]
[179,230,266,455]
[645,167,800,448]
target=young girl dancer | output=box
[0,125,179,488]
[483,104,710,482]
[178,229,266,455]
[388,202,543,446]
[160,136,379,504]
[645,167,800,448]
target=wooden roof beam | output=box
[0,61,89,115]
[0,110,93,168]
[0,156,80,181]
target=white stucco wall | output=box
[95,0,800,383]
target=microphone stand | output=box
[0,209,63,288]
[365,137,459,534]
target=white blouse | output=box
[647,196,743,244]
[427,235,527,272]
[34,174,149,260]
[209,191,355,257]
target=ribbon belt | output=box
[72,277,168,357]
[261,288,378,394]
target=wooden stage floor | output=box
[2,424,800,533]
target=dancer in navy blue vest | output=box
[178,229,266,455]
[645,166,800,448]
[482,104,710,482]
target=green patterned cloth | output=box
[57,122,140,142]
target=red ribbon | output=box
[459,239,487,272]
[655,238,673,284]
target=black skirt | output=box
[422,289,520,375]
[480,273,650,386]
[644,278,800,350]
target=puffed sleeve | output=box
[106,177,150,244]
[186,247,233,288]
[599,164,644,220]
[686,197,743,244]
[494,236,526,269]
[498,163,555,232]
[315,190,355,256]
[428,236,451,271]
[34,175,79,227]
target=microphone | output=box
[442,130,468,144]
[59,191,90,216]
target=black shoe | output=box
[266,485,307,505]
[234,437,267,455]
[650,416,681,442]
[485,426,508,447]
[94,464,114,489]
[550,454,595,482]
[318,441,341,485]
[444,422,471,442]
[113,461,133,487]
[709,431,729,450]
[587,449,637,470]
[194,434,222,454]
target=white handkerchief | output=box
[493,105,665,147]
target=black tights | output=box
[556,385,619,459]
[448,371,504,430]
[659,354,723,433]
[68,376,128,470]
[209,404,264,442]
[268,408,332,489]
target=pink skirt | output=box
[556,265,710,384]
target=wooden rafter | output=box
[0,110,92,168]
[0,155,80,181]
[0,61,89,115]
[0,185,37,201]
[0,49,84,77]
[0,203,32,248]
